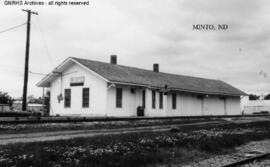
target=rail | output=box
[0,114,269,124]
[223,153,270,167]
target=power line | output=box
[0,13,23,26]
[0,67,46,77]
[0,22,26,34]
[34,16,55,67]
[29,71,47,76]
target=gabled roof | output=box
[37,57,247,96]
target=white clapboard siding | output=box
[50,62,107,116]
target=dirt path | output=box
[0,121,224,145]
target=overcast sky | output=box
[0,0,269,98]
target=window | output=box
[116,88,122,108]
[64,89,71,108]
[152,90,156,109]
[172,93,177,109]
[82,88,89,108]
[159,92,163,109]
[142,90,145,108]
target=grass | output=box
[0,121,270,167]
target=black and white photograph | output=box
[0,0,270,166]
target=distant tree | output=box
[27,95,35,102]
[264,94,270,100]
[249,94,260,100]
[27,95,44,104]
[0,91,14,106]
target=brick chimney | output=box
[110,55,117,65]
[153,63,159,72]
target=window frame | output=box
[116,88,123,108]
[152,90,156,109]
[159,92,163,109]
[142,90,146,108]
[172,93,177,109]
[82,88,89,108]
[64,89,71,108]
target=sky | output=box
[0,0,269,98]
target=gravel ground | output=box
[0,121,222,145]
[241,158,270,167]
[182,139,270,167]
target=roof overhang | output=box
[169,87,247,97]
[36,57,73,87]
[36,57,109,87]
[109,80,247,97]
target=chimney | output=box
[110,55,117,65]
[153,63,159,72]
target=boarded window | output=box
[82,88,89,108]
[159,92,163,109]
[152,90,156,109]
[116,88,122,108]
[172,93,177,109]
[64,89,71,108]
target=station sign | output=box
[70,76,85,86]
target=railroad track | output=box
[0,114,269,124]
[223,153,270,167]
[0,120,225,145]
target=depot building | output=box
[37,55,247,117]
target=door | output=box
[137,90,145,116]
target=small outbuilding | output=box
[37,56,247,117]
[13,100,45,113]
[243,100,270,114]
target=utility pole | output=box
[22,9,38,111]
